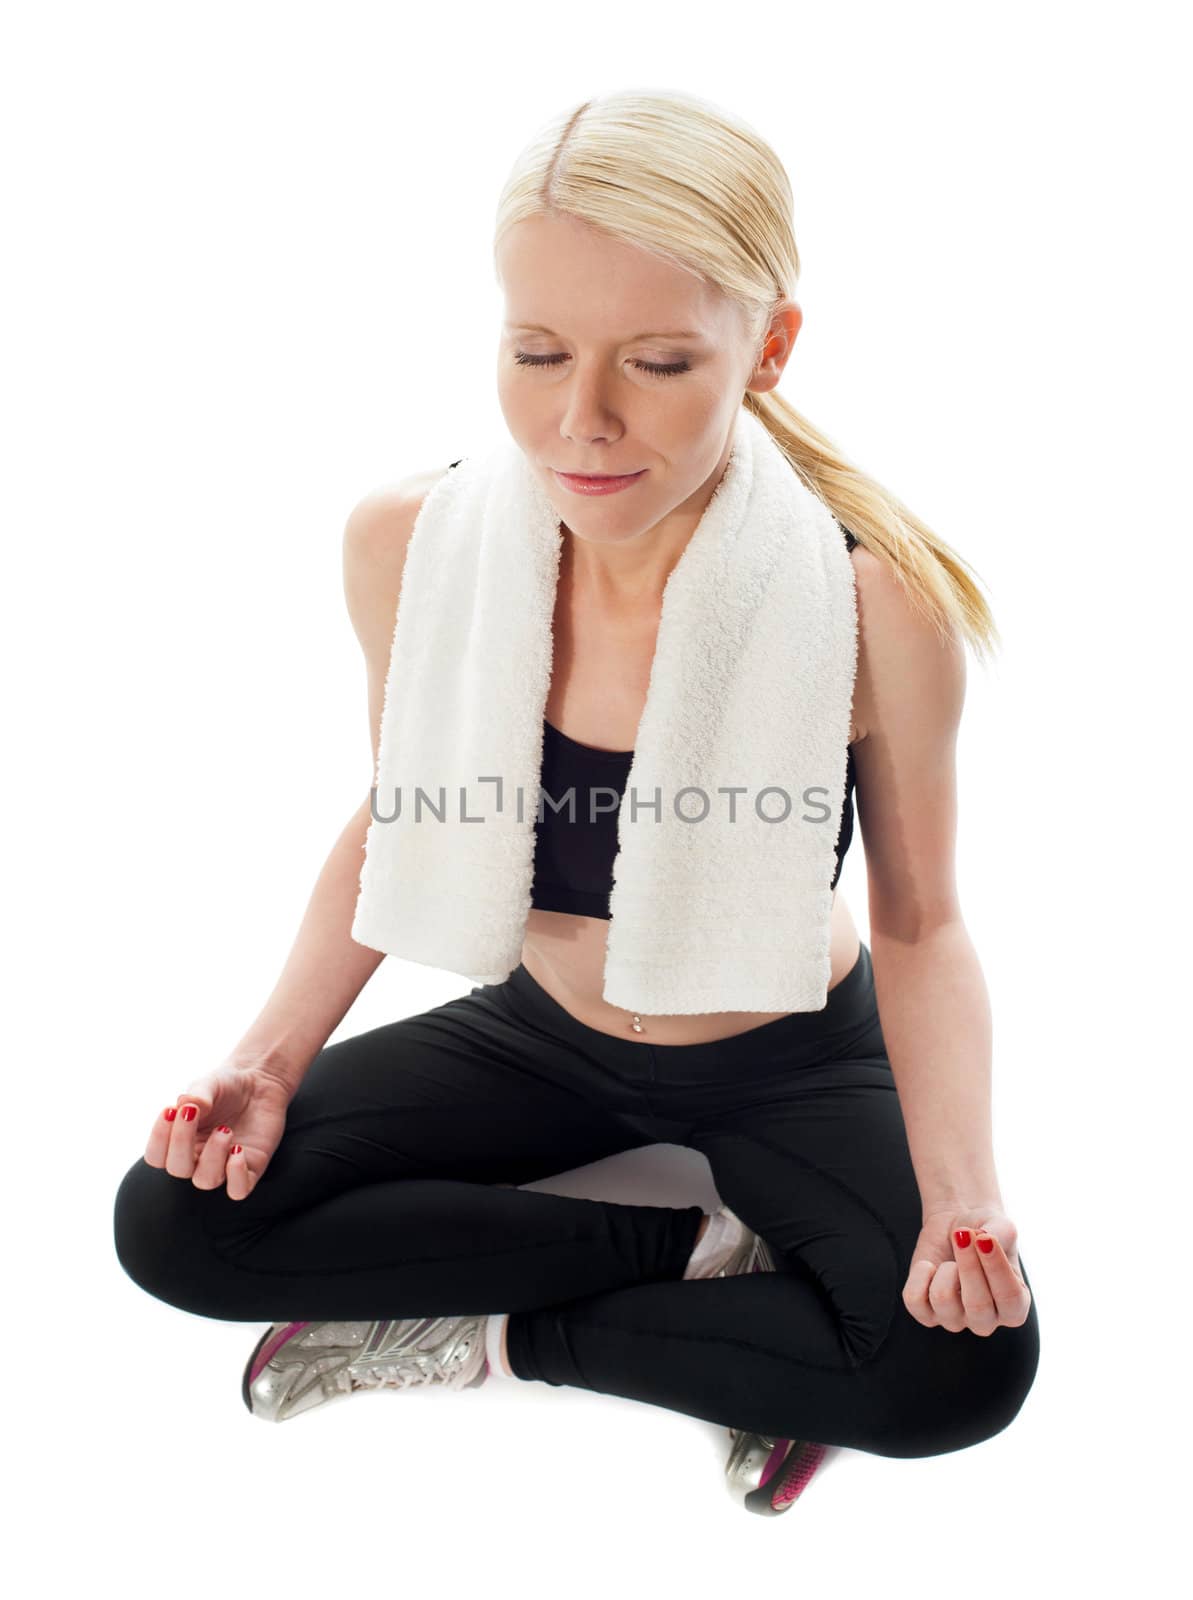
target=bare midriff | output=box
[520,888,861,1045]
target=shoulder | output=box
[848,536,965,748]
[846,542,967,932]
[342,460,457,580]
[342,461,457,652]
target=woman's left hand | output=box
[902,1207,1032,1334]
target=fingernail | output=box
[163,1107,177,1122]
[954,1228,972,1248]
[231,1144,243,1154]
[216,1125,232,1135]
[181,1105,198,1123]
[976,1234,994,1253]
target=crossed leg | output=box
[505,1048,1041,1458]
[113,989,707,1324]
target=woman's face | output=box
[495,212,798,550]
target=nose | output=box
[557,361,624,447]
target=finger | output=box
[902,1258,941,1327]
[144,1105,179,1167]
[164,1099,202,1178]
[927,1261,967,1331]
[191,1123,235,1191]
[952,1227,997,1334]
[973,1231,1033,1328]
[225,1144,254,1203]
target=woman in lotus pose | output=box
[113,88,1039,1517]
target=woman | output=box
[113,88,1039,1516]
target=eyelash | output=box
[512,351,691,380]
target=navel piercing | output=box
[631,1013,646,1034]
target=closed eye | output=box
[513,351,691,380]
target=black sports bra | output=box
[443,458,859,918]
[528,704,857,920]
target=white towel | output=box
[350,405,858,1014]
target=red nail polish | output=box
[231,1144,243,1154]
[216,1125,231,1135]
[954,1228,972,1248]
[163,1107,177,1122]
[181,1105,197,1122]
[977,1234,994,1253]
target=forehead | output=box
[497,213,732,339]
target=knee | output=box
[112,1156,219,1317]
[874,1316,1042,1459]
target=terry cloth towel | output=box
[350,405,859,1015]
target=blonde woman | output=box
[114,89,1039,1516]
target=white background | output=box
[5,1,1188,1594]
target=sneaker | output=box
[726,1217,777,1276]
[242,1316,489,1422]
[687,1204,778,1279]
[724,1431,828,1515]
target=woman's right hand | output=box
[143,1059,294,1201]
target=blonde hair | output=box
[493,88,1000,664]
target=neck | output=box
[561,522,692,614]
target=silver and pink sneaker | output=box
[242,1216,819,1512]
[690,1205,778,1278]
[243,1316,489,1422]
[724,1432,828,1515]
[730,1230,776,1275]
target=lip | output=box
[553,468,647,496]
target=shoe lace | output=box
[342,1318,485,1393]
[352,1361,436,1391]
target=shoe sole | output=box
[726,1432,827,1515]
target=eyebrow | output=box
[505,322,705,341]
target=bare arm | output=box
[227,471,448,1096]
[226,794,384,1093]
[849,549,1004,1219]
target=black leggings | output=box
[112,943,1040,1457]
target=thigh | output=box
[217,986,656,1223]
[112,987,680,1323]
[689,1036,924,1367]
